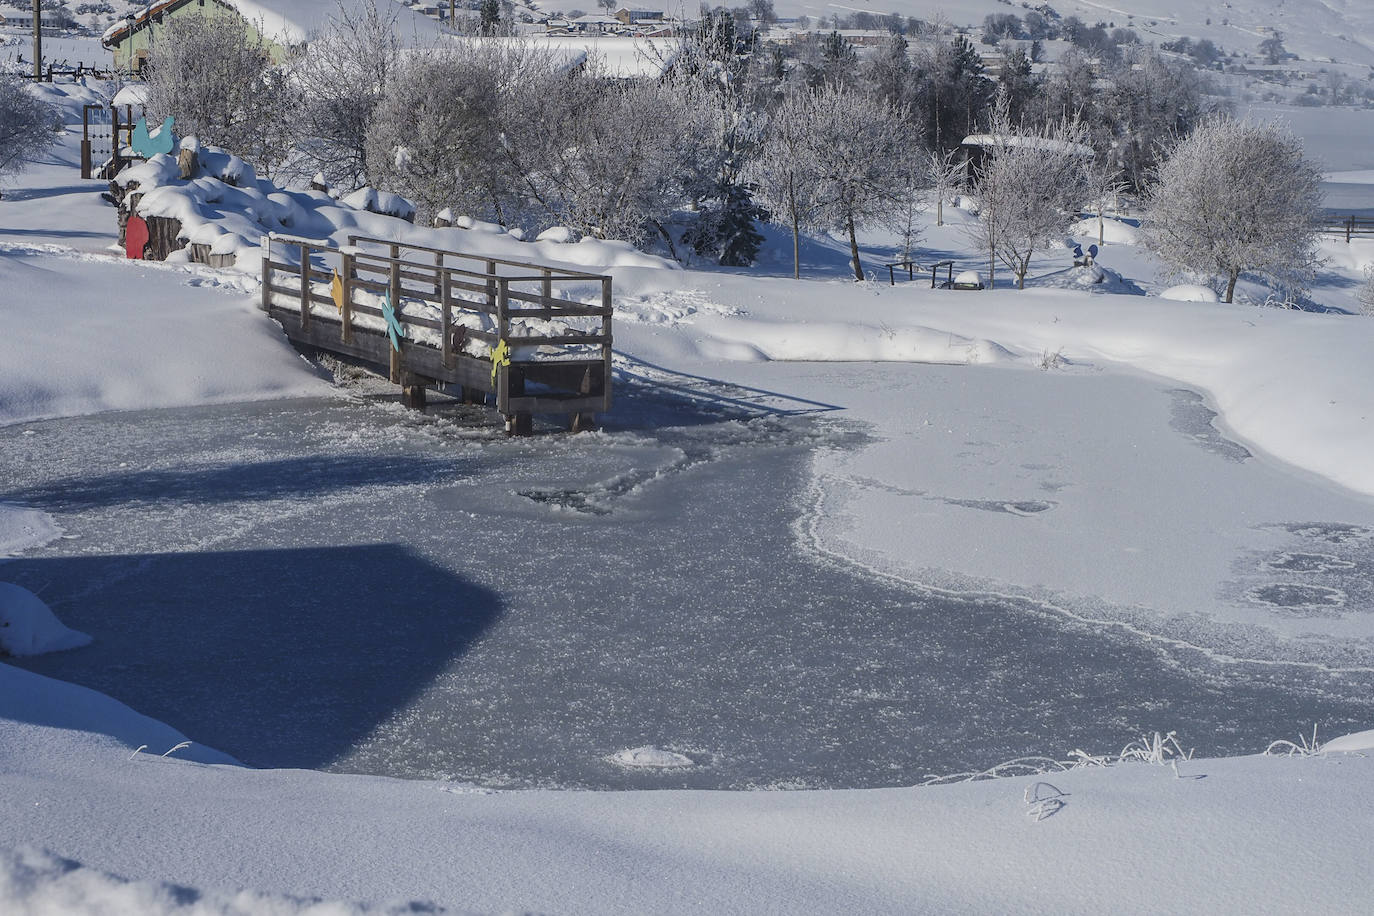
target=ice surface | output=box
[4,389,1371,791]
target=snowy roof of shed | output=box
[103,0,446,49]
[961,134,1095,157]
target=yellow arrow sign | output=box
[329,270,344,312]
[490,338,511,384]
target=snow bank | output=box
[2,697,1374,915]
[0,584,89,657]
[1070,216,1140,246]
[0,663,236,765]
[0,245,328,427]
[0,847,413,916]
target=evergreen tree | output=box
[479,0,500,35]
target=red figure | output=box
[125,213,149,260]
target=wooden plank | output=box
[504,395,609,414]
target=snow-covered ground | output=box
[5,83,1374,912]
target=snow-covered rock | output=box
[1160,284,1220,302]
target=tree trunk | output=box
[847,213,863,281]
[1224,268,1239,303]
[789,179,800,280]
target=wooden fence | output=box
[260,234,612,434]
[1316,215,1374,243]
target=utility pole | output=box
[32,0,42,80]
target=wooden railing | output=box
[1315,215,1374,243]
[885,259,956,288]
[260,233,613,431]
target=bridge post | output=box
[601,275,614,410]
[298,241,311,331]
[440,271,454,369]
[388,246,402,384]
[260,237,271,311]
[340,250,354,344]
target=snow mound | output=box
[1160,284,1220,303]
[0,504,62,556]
[0,583,91,657]
[609,746,694,768]
[1323,729,1374,753]
[1071,217,1140,246]
[536,226,578,244]
[0,846,431,915]
[113,139,678,275]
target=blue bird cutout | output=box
[131,116,175,157]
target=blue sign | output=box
[381,292,404,352]
[131,115,175,157]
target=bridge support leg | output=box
[402,383,427,412]
[569,412,597,433]
[459,386,485,405]
[505,413,532,436]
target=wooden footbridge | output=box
[260,234,612,434]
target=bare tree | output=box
[1143,116,1324,303]
[926,146,963,227]
[143,13,293,174]
[287,0,402,190]
[966,106,1093,289]
[0,74,55,184]
[751,84,920,280]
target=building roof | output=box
[103,0,446,49]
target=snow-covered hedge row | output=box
[114,138,679,275]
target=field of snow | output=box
[4,80,1374,912]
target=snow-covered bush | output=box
[1143,116,1324,303]
[0,75,55,183]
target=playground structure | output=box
[260,234,614,435]
[81,102,139,180]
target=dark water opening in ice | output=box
[3,374,1373,789]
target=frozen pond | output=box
[3,372,1373,789]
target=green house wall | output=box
[106,0,287,74]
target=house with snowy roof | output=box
[101,0,445,73]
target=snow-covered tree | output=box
[364,46,506,224]
[966,105,1093,289]
[143,13,292,173]
[926,146,964,227]
[1358,265,1374,316]
[0,75,55,183]
[1143,116,1324,303]
[752,84,920,280]
[534,77,717,249]
[287,0,401,189]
